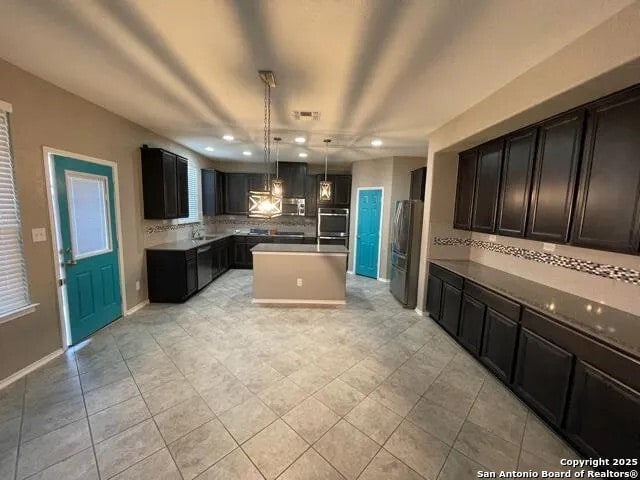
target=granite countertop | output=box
[146,232,319,251]
[431,259,640,360]
[251,243,348,254]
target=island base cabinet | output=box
[425,275,443,321]
[440,283,462,336]
[513,329,574,426]
[458,294,485,355]
[480,309,518,382]
[565,361,640,462]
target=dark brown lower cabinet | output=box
[439,283,462,336]
[425,275,443,321]
[147,249,198,302]
[513,328,574,426]
[480,309,519,382]
[565,361,640,462]
[458,294,485,354]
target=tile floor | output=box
[0,270,580,480]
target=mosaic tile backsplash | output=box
[433,237,640,286]
[145,215,316,235]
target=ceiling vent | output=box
[293,111,320,121]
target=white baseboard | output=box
[415,307,424,316]
[347,270,354,274]
[252,298,346,305]
[0,348,64,391]
[377,278,390,283]
[125,300,149,316]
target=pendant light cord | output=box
[263,82,272,190]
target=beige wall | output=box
[349,157,394,277]
[0,59,216,381]
[417,2,640,313]
[349,156,427,278]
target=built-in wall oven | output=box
[318,207,349,246]
[281,198,305,216]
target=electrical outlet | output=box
[489,235,497,242]
[32,228,47,243]
[543,243,556,252]
[135,280,140,291]
[296,278,303,287]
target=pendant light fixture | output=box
[319,138,332,201]
[271,136,284,198]
[248,71,282,218]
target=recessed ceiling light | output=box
[294,136,306,144]
[298,152,308,158]
[205,146,214,152]
[223,134,234,141]
[371,139,383,147]
[242,151,252,156]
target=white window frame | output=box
[177,159,201,225]
[0,101,38,324]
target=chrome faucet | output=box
[191,224,205,240]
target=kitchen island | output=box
[251,243,349,305]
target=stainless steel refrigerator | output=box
[390,200,424,308]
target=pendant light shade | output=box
[320,138,332,201]
[271,137,284,198]
[248,71,282,218]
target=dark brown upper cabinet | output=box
[496,129,537,237]
[571,87,640,254]
[471,140,504,233]
[317,174,352,208]
[176,156,189,218]
[141,146,189,220]
[453,149,478,230]
[410,167,427,202]
[304,175,317,217]
[278,162,307,198]
[526,111,585,243]
[224,173,248,215]
[201,169,224,216]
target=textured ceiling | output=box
[0,0,632,164]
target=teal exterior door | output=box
[355,189,382,278]
[54,155,122,344]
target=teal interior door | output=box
[54,155,122,344]
[356,189,382,278]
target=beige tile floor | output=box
[0,270,580,480]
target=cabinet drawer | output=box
[513,328,574,426]
[464,282,520,321]
[429,263,463,290]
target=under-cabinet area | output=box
[453,84,640,255]
[425,260,640,465]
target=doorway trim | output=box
[353,186,384,280]
[42,146,126,350]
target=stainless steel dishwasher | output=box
[196,244,213,290]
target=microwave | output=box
[318,207,349,236]
[281,198,305,216]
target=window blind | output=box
[0,109,30,317]
[179,160,200,224]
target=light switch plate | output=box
[32,227,47,243]
[543,242,556,252]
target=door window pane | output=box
[66,173,111,259]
